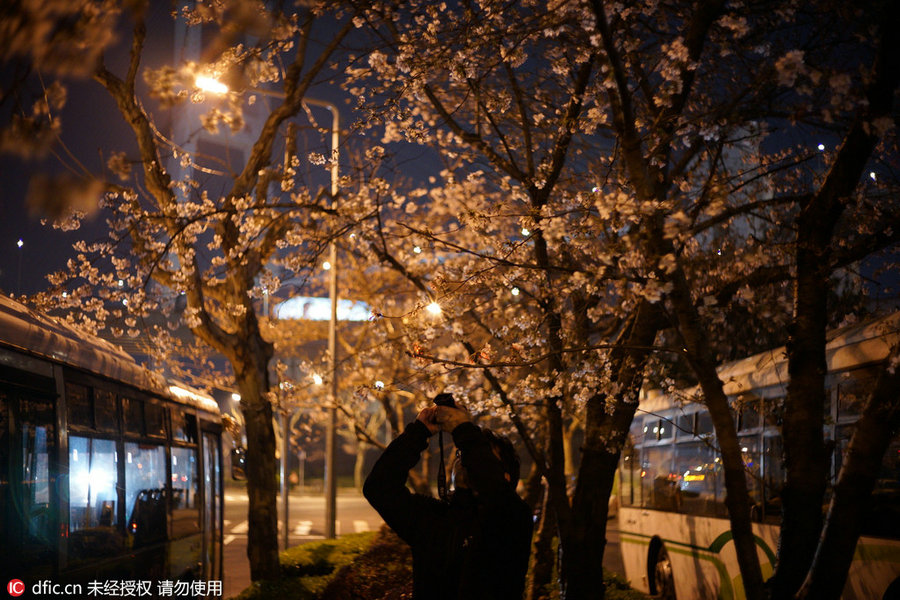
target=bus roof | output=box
[641,312,900,412]
[0,295,219,414]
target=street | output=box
[222,490,384,599]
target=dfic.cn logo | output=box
[7,580,24,597]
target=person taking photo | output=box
[363,395,534,600]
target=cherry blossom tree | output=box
[4,1,899,597]
[346,1,899,599]
[4,0,359,581]
[653,3,900,598]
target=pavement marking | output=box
[295,521,313,535]
[223,535,236,546]
[223,519,232,527]
[231,520,249,534]
[353,520,370,533]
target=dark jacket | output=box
[363,420,534,600]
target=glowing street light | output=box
[195,75,229,95]
[426,302,442,316]
[312,373,324,386]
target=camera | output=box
[433,392,456,408]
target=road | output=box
[222,490,383,599]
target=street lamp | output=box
[16,238,24,296]
[196,76,341,539]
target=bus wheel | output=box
[651,544,676,600]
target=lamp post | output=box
[304,97,341,540]
[271,96,341,540]
[16,238,23,296]
[195,78,341,539]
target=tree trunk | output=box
[523,459,545,510]
[771,15,900,594]
[561,302,663,600]
[797,354,900,599]
[668,272,765,600]
[565,444,619,600]
[769,264,829,599]
[233,339,280,581]
[355,444,367,490]
[526,483,558,600]
[564,421,580,482]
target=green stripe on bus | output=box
[619,534,734,599]
[708,530,778,567]
[619,531,777,600]
[619,530,776,565]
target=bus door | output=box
[202,431,222,581]
[0,378,58,582]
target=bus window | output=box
[94,390,118,432]
[67,383,92,428]
[145,402,166,439]
[837,368,878,421]
[643,445,676,510]
[620,437,639,508]
[762,434,784,520]
[172,410,198,444]
[2,391,58,579]
[124,443,166,527]
[697,411,714,437]
[170,446,201,580]
[202,432,222,581]
[630,415,644,445]
[676,413,695,438]
[644,418,674,442]
[675,441,720,516]
[68,436,123,561]
[658,418,674,441]
[736,395,761,432]
[170,447,200,539]
[20,404,56,565]
[739,436,763,507]
[123,397,143,435]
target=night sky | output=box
[0,85,124,297]
[0,7,402,299]
[0,4,175,298]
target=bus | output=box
[0,295,224,592]
[617,313,900,600]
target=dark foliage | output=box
[320,526,413,600]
